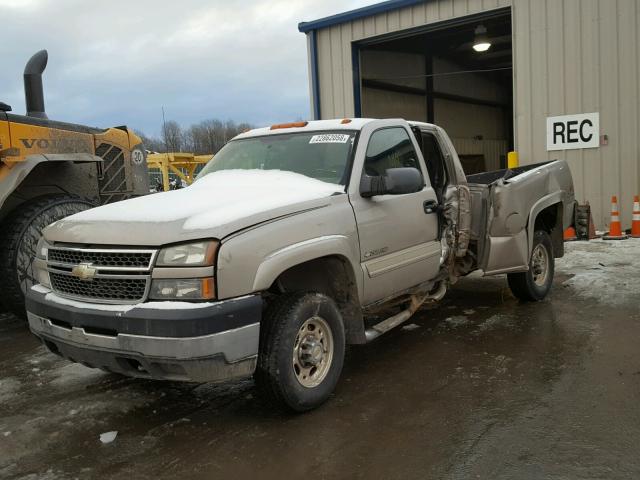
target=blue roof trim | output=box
[298,0,427,33]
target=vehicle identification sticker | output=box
[309,134,351,144]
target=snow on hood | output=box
[45,170,344,245]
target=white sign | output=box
[546,112,599,151]
[309,134,350,144]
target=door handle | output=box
[423,200,439,214]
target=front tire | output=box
[255,292,345,412]
[507,230,555,302]
[0,195,95,317]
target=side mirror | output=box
[360,167,423,198]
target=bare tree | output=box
[162,120,184,152]
[134,130,164,153]
[137,119,253,155]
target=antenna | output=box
[161,106,169,153]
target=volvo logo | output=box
[71,262,97,281]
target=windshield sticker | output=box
[309,134,351,144]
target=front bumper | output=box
[26,287,262,382]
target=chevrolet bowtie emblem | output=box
[71,262,97,281]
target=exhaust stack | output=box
[24,50,48,119]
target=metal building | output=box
[299,0,640,230]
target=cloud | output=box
[0,0,372,136]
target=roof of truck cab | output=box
[407,121,439,130]
[234,118,377,140]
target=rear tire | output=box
[507,230,554,302]
[0,195,95,317]
[254,292,345,412]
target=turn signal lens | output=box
[201,277,215,299]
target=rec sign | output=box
[546,112,600,151]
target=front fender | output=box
[252,235,362,297]
[215,196,361,300]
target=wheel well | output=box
[1,161,100,223]
[532,202,564,258]
[270,256,365,344]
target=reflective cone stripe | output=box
[631,195,640,238]
[604,195,627,239]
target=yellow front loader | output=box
[0,50,149,317]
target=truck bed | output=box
[466,161,555,186]
[464,159,575,275]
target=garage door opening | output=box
[356,9,512,173]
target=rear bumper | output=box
[26,288,262,382]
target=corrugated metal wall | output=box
[309,0,640,229]
[513,0,640,230]
[313,0,511,119]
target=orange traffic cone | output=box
[631,195,640,238]
[603,195,628,240]
[563,226,577,241]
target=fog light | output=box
[149,278,215,300]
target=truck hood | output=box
[44,170,345,246]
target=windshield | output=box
[197,131,357,185]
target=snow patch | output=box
[476,314,513,332]
[444,315,470,328]
[134,300,219,310]
[49,363,105,388]
[99,431,118,444]
[44,293,136,313]
[58,170,344,231]
[31,284,50,294]
[402,323,421,331]
[557,238,640,307]
[0,378,21,403]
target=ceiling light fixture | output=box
[473,24,491,52]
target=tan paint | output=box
[364,241,441,277]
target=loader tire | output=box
[507,230,554,302]
[0,195,95,318]
[254,292,345,412]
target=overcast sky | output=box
[0,0,373,137]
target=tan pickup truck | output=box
[26,118,575,411]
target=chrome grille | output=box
[46,246,156,304]
[48,249,152,269]
[50,273,147,302]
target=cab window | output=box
[363,128,421,177]
[420,132,448,192]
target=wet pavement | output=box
[1,239,639,479]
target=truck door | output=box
[349,125,441,305]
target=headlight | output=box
[149,278,215,300]
[156,240,218,267]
